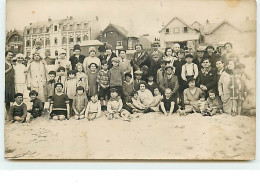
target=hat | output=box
[89,46,96,53]
[185,54,193,58]
[59,49,67,54]
[111,57,120,63]
[73,44,81,51]
[29,90,38,97]
[16,53,24,59]
[165,65,174,71]
[98,45,106,52]
[196,46,205,52]
[151,40,160,47]
[134,70,143,75]
[206,44,215,51]
[14,93,23,98]
[105,44,113,50]
[110,88,118,94]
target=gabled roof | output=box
[207,20,241,34]
[103,23,129,38]
[191,21,202,27]
[159,17,196,33]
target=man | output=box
[186,40,196,58]
[192,46,205,71]
[119,50,131,75]
[104,44,117,69]
[173,43,180,57]
[5,51,15,111]
[69,44,86,70]
[149,40,163,60]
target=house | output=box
[6,29,24,55]
[191,21,202,31]
[23,16,101,57]
[97,23,138,51]
[159,17,202,49]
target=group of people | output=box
[5,40,256,123]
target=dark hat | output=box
[134,70,143,75]
[185,54,193,59]
[76,86,85,92]
[73,44,81,51]
[98,45,106,52]
[14,93,23,98]
[165,65,174,71]
[206,44,215,51]
[29,90,38,97]
[110,88,118,94]
[125,73,132,78]
[54,82,63,88]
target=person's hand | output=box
[183,78,187,81]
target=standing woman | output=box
[197,58,218,97]
[5,51,15,112]
[131,44,149,72]
[221,42,240,67]
[218,59,235,114]
[163,47,175,66]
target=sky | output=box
[6,0,256,36]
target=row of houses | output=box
[6,16,256,57]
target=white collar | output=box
[13,102,24,106]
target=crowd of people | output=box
[5,40,256,123]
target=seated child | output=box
[241,87,256,117]
[159,88,178,116]
[204,89,223,116]
[85,94,101,121]
[146,75,159,96]
[9,93,27,123]
[50,83,70,120]
[123,73,134,102]
[150,87,163,112]
[27,90,43,120]
[197,92,207,114]
[107,88,131,121]
[72,86,88,120]
[128,91,146,113]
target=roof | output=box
[163,33,200,42]
[237,20,256,32]
[159,17,196,33]
[209,20,241,34]
[191,21,202,27]
[103,23,129,38]
[202,20,242,35]
[80,40,104,46]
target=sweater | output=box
[183,87,204,105]
[72,94,88,113]
[109,66,123,87]
[123,81,134,97]
[97,69,110,88]
[9,102,27,120]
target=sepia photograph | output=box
[4,0,256,160]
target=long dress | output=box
[5,61,15,104]
[87,71,98,97]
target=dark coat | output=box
[160,74,179,95]
[203,53,220,68]
[131,51,150,72]
[69,54,86,70]
[198,68,218,92]
[104,52,117,69]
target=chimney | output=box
[48,17,51,22]
[206,19,209,24]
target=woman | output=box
[221,42,240,67]
[218,59,235,114]
[131,44,149,72]
[197,58,218,96]
[5,51,15,112]
[204,45,219,68]
[137,82,154,112]
[180,79,204,115]
[163,47,175,66]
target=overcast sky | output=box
[6,0,256,36]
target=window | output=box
[46,28,49,33]
[39,27,43,33]
[174,27,180,33]
[84,23,88,29]
[55,50,58,56]
[165,28,169,34]
[27,29,30,34]
[54,37,58,45]
[46,38,50,45]
[69,37,74,44]
[83,34,88,41]
[32,40,36,46]
[116,41,122,46]
[26,40,30,47]
[77,24,80,29]
[183,27,188,33]
[54,25,58,31]
[70,24,73,30]
[77,37,81,43]
[104,33,107,38]
[62,37,67,44]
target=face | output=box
[106,49,112,55]
[120,51,126,59]
[74,50,81,55]
[188,81,196,88]
[166,68,173,75]
[166,49,173,57]
[152,56,159,61]
[207,48,213,53]
[227,61,235,70]
[140,84,146,92]
[173,44,180,52]
[35,43,41,49]
[91,95,98,103]
[202,59,211,68]
[110,92,118,99]
[154,88,159,96]
[17,57,24,63]
[30,94,37,101]
[178,53,184,59]
[112,61,119,67]
[56,85,63,92]
[197,51,204,58]
[148,77,154,82]
[60,53,66,59]
[49,74,55,80]
[216,61,224,70]
[152,44,159,51]
[187,41,193,48]
[235,73,242,79]
[225,44,232,52]
[200,97,205,101]
[133,93,138,99]
[15,96,23,104]
[135,74,142,80]
[59,70,65,75]
[77,90,84,95]
[209,93,215,100]
[77,66,83,72]
[135,46,142,52]
[165,90,172,98]
[186,57,193,63]
[89,50,96,57]
[69,73,75,79]
[33,54,41,61]
[102,64,108,70]
[125,76,131,82]
[160,63,166,69]
[90,64,97,71]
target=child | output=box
[107,88,131,121]
[75,63,88,92]
[97,61,110,108]
[150,87,163,112]
[127,91,146,113]
[46,71,56,102]
[27,90,43,120]
[55,66,67,88]
[13,53,27,94]
[109,57,124,97]
[85,94,101,121]
[146,75,159,96]
[87,63,98,98]
[64,70,78,114]
[204,89,223,116]
[50,83,70,120]
[122,73,134,102]
[133,70,145,91]
[229,69,246,115]
[55,49,72,72]
[241,87,256,117]
[72,86,88,120]
[159,88,178,116]
[9,93,27,123]
[156,60,167,91]
[181,54,198,88]
[197,92,207,114]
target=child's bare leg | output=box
[26,113,32,122]
[53,116,59,120]
[79,114,85,119]
[74,115,79,120]
[210,109,217,116]
[59,115,66,121]
[14,116,22,122]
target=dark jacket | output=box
[69,54,86,70]
[203,53,220,68]
[160,74,179,95]
[198,68,218,92]
[131,51,150,72]
[104,52,117,69]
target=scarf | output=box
[201,67,211,76]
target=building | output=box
[159,17,203,49]
[97,23,138,51]
[6,29,24,55]
[23,16,101,57]
[138,34,154,50]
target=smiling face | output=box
[166,49,173,57]
[110,91,118,99]
[90,64,97,71]
[216,61,224,71]
[202,59,211,68]
[77,65,83,72]
[30,94,37,101]
[209,92,215,100]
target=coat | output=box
[69,54,86,70]
[160,74,179,95]
[104,52,117,69]
[197,68,218,92]
[218,71,232,102]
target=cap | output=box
[134,70,143,75]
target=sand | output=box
[4,112,255,160]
